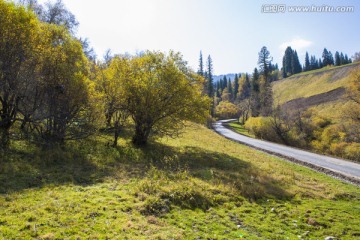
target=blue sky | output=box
[36,0,360,75]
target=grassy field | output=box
[272,62,360,105]
[226,122,255,138]
[1,123,360,239]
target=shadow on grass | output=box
[138,142,293,201]
[0,138,292,201]
[0,137,116,194]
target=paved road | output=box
[213,119,360,181]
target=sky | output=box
[35,0,360,75]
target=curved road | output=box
[213,119,360,183]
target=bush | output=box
[344,143,360,162]
[244,117,281,142]
[215,101,240,119]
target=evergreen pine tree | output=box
[197,51,204,76]
[293,50,302,74]
[258,46,272,79]
[340,52,345,65]
[328,51,334,65]
[223,76,228,89]
[206,55,214,97]
[319,58,323,68]
[282,46,293,77]
[250,68,261,117]
[335,51,341,66]
[227,79,233,102]
[234,73,239,100]
[322,48,330,66]
[305,52,310,71]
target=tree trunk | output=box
[112,122,120,147]
[0,127,10,149]
[132,124,151,146]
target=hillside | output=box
[272,62,360,124]
[273,62,360,105]
[1,123,360,239]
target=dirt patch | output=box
[281,87,345,112]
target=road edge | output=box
[213,121,360,187]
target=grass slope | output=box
[273,62,360,105]
[1,124,360,239]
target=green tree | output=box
[304,52,310,71]
[227,79,233,102]
[335,51,341,66]
[258,46,272,78]
[292,50,302,74]
[282,47,302,77]
[197,51,204,77]
[250,68,261,117]
[233,73,239,100]
[121,51,210,146]
[282,46,293,78]
[206,55,214,98]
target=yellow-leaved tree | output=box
[122,51,210,146]
[0,1,41,148]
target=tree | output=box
[322,48,334,66]
[304,52,310,71]
[215,101,240,119]
[233,73,239,100]
[335,51,341,66]
[227,79,233,102]
[310,55,318,70]
[96,57,131,146]
[259,75,273,116]
[352,52,360,62]
[32,25,93,145]
[80,38,96,61]
[0,1,41,148]
[328,51,334,65]
[258,46,272,78]
[121,51,210,146]
[206,55,214,98]
[250,68,261,117]
[318,58,323,68]
[239,73,251,101]
[282,47,293,78]
[282,47,301,77]
[344,54,349,64]
[197,51,204,77]
[39,0,78,34]
[293,50,302,74]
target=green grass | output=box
[226,121,255,138]
[273,62,360,105]
[1,123,360,239]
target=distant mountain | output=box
[213,73,238,82]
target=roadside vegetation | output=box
[1,123,360,239]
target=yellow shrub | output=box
[344,143,360,162]
[245,117,281,143]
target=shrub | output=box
[244,117,281,142]
[344,143,360,162]
[215,101,240,119]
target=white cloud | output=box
[279,38,313,52]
